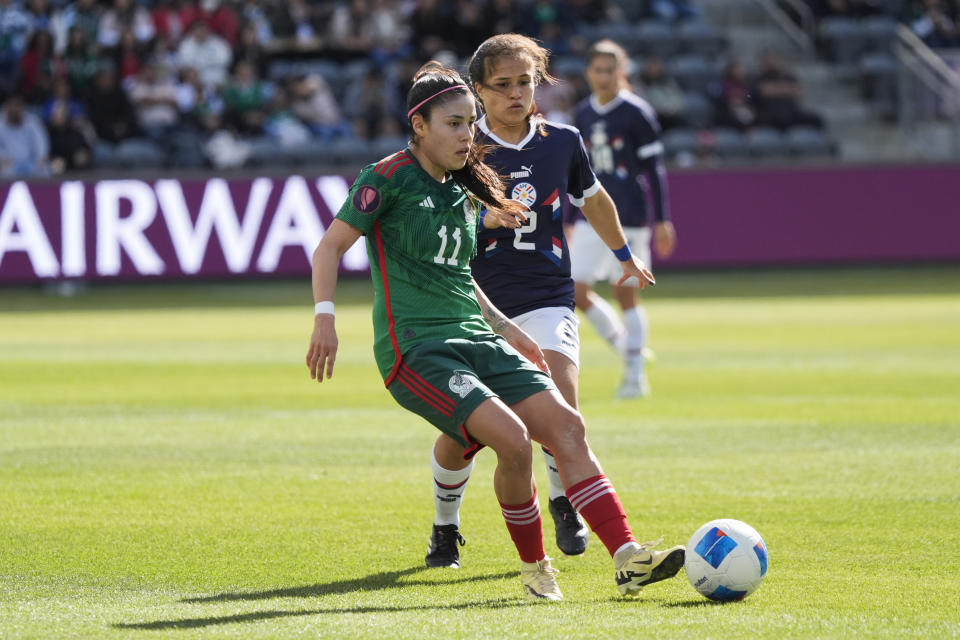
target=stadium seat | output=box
[861,15,898,53]
[169,130,207,168]
[880,0,908,15]
[859,51,899,118]
[709,127,748,158]
[325,137,376,165]
[610,0,646,21]
[269,59,340,85]
[368,135,412,159]
[819,17,865,77]
[113,138,165,169]
[551,56,587,78]
[247,137,297,167]
[341,58,373,83]
[668,55,721,92]
[786,126,834,156]
[662,127,699,156]
[635,21,677,58]
[91,141,116,168]
[745,127,787,157]
[683,90,715,128]
[288,141,330,167]
[579,21,634,45]
[678,21,725,57]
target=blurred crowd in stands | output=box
[805,0,960,47]
[0,0,948,176]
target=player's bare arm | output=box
[579,186,628,249]
[653,220,677,258]
[307,219,363,383]
[473,279,551,375]
[474,278,512,334]
[581,187,656,288]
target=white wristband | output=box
[314,301,335,316]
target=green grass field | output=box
[1,266,959,639]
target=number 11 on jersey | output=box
[434,225,462,265]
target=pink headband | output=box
[407,85,469,119]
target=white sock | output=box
[585,297,626,355]
[431,450,473,526]
[614,541,642,566]
[622,305,648,384]
[541,448,566,500]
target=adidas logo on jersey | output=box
[419,196,435,208]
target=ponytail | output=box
[450,143,526,215]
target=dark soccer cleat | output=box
[425,524,466,568]
[548,496,589,556]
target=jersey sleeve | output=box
[631,101,665,161]
[335,165,396,235]
[566,129,601,207]
[631,104,671,223]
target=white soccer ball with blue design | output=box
[684,519,768,601]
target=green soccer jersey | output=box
[336,148,493,384]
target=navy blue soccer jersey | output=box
[470,116,600,318]
[574,89,670,228]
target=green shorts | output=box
[387,334,556,459]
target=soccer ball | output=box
[684,519,768,601]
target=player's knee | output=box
[548,407,588,456]
[495,429,533,475]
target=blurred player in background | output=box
[424,35,684,596]
[571,39,677,399]
[308,60,684,600]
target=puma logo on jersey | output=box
[419,196,435,208]
[510,164,533,179]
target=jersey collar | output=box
[404,145,456,186]
[477,115,536,150]
[589,89,628,115]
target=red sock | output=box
[567,475,636,557]
[499,493,546,563]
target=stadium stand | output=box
[3,0,957,176]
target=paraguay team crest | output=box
[448,372,477,399]
[511,182,537,208]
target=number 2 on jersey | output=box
[434,225,462,265]
[513,210,538,251]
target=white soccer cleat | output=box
[615,539,685,597]
[618,349,650,398]
[616,378,651,399]
[520,556,563,601]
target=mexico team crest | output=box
[511,182,537,207]
[463,199,475,224]
[448,372,477,398]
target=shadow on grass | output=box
[179,566,517,604]
[660,599,729,608]
[5,264,959,313]
[113,598,531,631]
